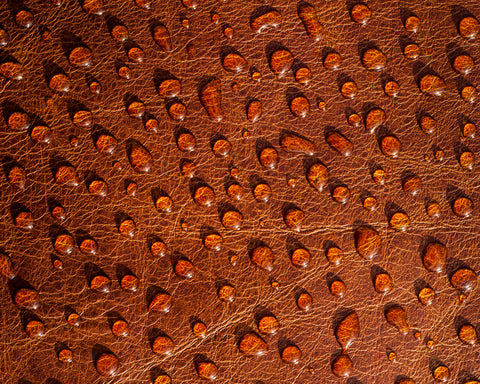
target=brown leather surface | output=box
[0,0,479,383]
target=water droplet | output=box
[222,51,248,73]
[49,72,71,93]
[340,80,358,99]
[118,217,136,237]
[94,131,117,154]
[452,54,474,75]
[297,3,323,41]
[329,279,346,297]
[281,344,302,364]
[422,242,446,273]
[152,333,175,355]
[212,137,232,157]
[432,365,450,382]
[174,257,195,279]
[0,28,9,46]
[459,150,475,170]
[193,185,215,207]
[112,319,129,337]
[418,286,435,305]
[325,131,353,156]
[68,46,92,67]
[57,347,73,363]
[257,315,279,335]
[372,168,387,185]
[323,51,342,70]
[363,196,377,211]
[419,113,437,133]
[192,320,207,338]
[280,131,315,154]
[238,332,268,356]
[14,9,34,28]
[361,47,387,70]
[364,107,386,133]
[5,163,26,190]
[326,246,344,265]
[67,311,81,327]
[217,283,235,302]
[250,8,281,33]
[354,225,381,259]
[306,161,329,190]
[226,183,245,200]
[331,185,351,204]
[0,61,24,81]
[247,99,262,122]
[283,207,305,231]
[150,238,167,257]
[380,135,402,157]
[335,312,360,350]
[419,74,446,96]
[404,15,421,32]
[350,3,371,25]
[195,358,218,380]
[95,352,119,376]
[152,24,172,52]
[25,318,45,338]
[269,48,294,77]
[110,24,129,42]
[450,267,476,292]
[458,323,478,345]
[180,159,196,178]
[389,211,410,231]
[452,196,473,217]
[297,291,313,311]
[223,26,234,39]
[384,80,400,97]
[120,274,139,292]
[291,247,310,268]
[127,140,153,173]
[200,78,223,121]
[253,182,272,202]
[458,16,480,39]
[0,252,15,279]
[14,286,40,310]
[289,95,310,118]
[149,289,172,312]
[384,304,409,334]
[6,110,29,131]
[387,351,397,362]
[331,353,353,377]
[117,63,131,79]
[82,0,104,15]
[374,272,393,293]
[176,130,196,152]
[258,146,279,169]
[403,43,420,59]
[54,232,75,255]
[462,122,477,138]
[250,244,275,271]
[90,273,111,293]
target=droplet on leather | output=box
[117,64,131,79]
[72,109,93,128]
[452,54,474,75]
[462,122,477,138]
[330,280,346,297]
[289,95,310,118]
[361,48,387,70]
[90,274,111,293]
[7,110,30,131]
[403,43,420,59]
[152,334,175,355]
[364,107,385,133]
[88,179,108,197]
[222,52,248,73]
[149,291,172,312]
[450,267,476,292]
[280,131,315,154]
[419,74,446,96]
[295,66,312,85]
[195,360,218,380]
[350,3,371,24]
[0,28,9,46]
[247,99,262,122]
[0,252,15,279]
[54,232,75,255]
[374,273,393,293]
[212,137,232,158]
[67,310,81,327]
[127,101,145,119]
[354,225,381,259]
[180,159,196,178]
[332,353,353,378]
[384,304,409,334]
[217,283,235,302]
[177,131,196,152]
[259,146,278,169]
[458,323,478,345]
[298,3,323,41]
[281,344,302,364]
[418,286,435,305]
[181,0,197,9]
[422,242,447,273]
[118,218,136,237]
[325,131,353,156]
[13,209,33,230]
[193,185,215,207]
[0,61,24,81]
[335,312,360,350]
[238,332,268,357]
[258,315,279,335]
[253,182,272,202]
[127,45,144,63]
[14,9,34,28]
[389,212,410,231]
[331,185,350,204]
[79,237,99,255]
[227,183,244,200]
[433,365,450,382]
[192,320,207,338]
[152,24,172,52]
[250,9,281,33]
[30,124,51,143]
[323,51,342,70]
[51,204,65,221]
[110,23,129,42]
[155,193,173,213]
[380,135,401,157]
[269,49,294,77]
[340,80,358,99]
[158,78,181,99]
[144,116,158,132]
[25,319,45,337]
[14,287,40,310]
[458,16,480,39]
[174,258,195,279]
[452,196,473,217]
[250,244,275,271]
[6,164,26,190]
[127,140,152,173]
[283,207,304,231]
[224,26,234,39]
[150,238,167,257]
[290,247,310,268]
[111,319,129,337]
[363,196,377,211]
[120,274,139,292]
[418,114,436,133]
[166,100,186,121]
[297,291,313,311]
[49,73,71,93]
[68,46,92,67]
[306,162,329,190]
[95,132,117,154]
[384,80,400,97]
[82,0,104,15]
[199,78,223,121]
[203,232,223,251]
[58,347,73,363]
[459,151,475,170]
[95,352,119,376]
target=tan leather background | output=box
[0,0,479,383]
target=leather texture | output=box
[0,0,479,383]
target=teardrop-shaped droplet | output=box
[247,99,262,122]
[148,290,172,313]
[365,107,386,133]
[458,323,478,345]
[297,3,323,41]
[280,131,315,154]
[95,352,119,377]
[419,74,446,96]
[422,242,446,273]
[331,353,353,378]
[152,334,175,355]
[450,267,477,292]
[269,49,294,77]
[325,131,353,156]
[152,24,172,52]
[384,304,409,334]
[283,207,305,231]
[195,359,218,380]
[354,225,381,259]
[199,78,223,121]
[306,161,329,191]
[222,52,248,73]
[281,344,302,364]
[127,140,153,173]
[250,9,281,33]
[361,47,387,70]
[0,252,15,279]
[238,332,268,357]
[250,244,275,271]
[335,311,360,350]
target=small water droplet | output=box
[192,320,207,338]
[250,244,275,271]
[257,314,279,335]
[281,344,302,364]
[450,267,476,292]
[384,304,409,334]
[152,23,172,52]
[374,272,393,293]
[325,131,353,156]
[432,365,450,382]
[458,323,478,345]
[289,95,310,118]
[269,48,294,77]
[354,225,381,259]
[296,291,313,311]
[389,211,410,231]
[307,161,329,190]
[419,74,446,96]
[350,3,371,24]
[238,332,268,356]
[57,347,73,363]
[422,242,446,273]
[298,3,323,41]
[217,283,235,302]
[148,289,172,312]
[112,319,129,337]
[250,8,281,33]
[361,47,387,70]
[452,196,473,217]
[418,286,435,305]
[152,333,175,355]
[458,16,480,39]
[247,99,262,122]
[404,15,421,32]
[329,279,346,297]
[323,51,342,70]
[380,135,402,157]
[195,358,218,380]
[127,140,153,173]
[199,78,223,121]
[222,51,248,73]
[280,131,315,154]
[95,352,119,376]
[335,311,360,350]
[331,353,353,377]
[364,107,386,133]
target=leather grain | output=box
[0,0,479,383]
